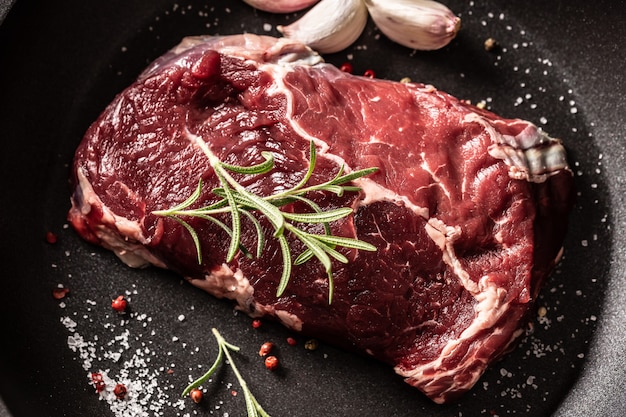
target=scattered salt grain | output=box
[61,316,77,331]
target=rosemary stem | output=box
[181,328,272,417]
[212,328,249,391]
[156,133,378,304]
[211,328,270,417]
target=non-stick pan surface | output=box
[1,1,624,416]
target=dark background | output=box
[1,1,624,416]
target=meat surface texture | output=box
[68,34,575,403]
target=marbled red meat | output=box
[68,34,575,403]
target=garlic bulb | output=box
[277,0,368,54]
[364,0,461,50]
[242,0,320,14]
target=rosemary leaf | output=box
[287,194,332,236]
[276,235,293,298]
[192,213,232,235]
[181,334,225,397]
[330,167,380,185]
[286,225,332,273]
[220,151,275,175]
[327,270,335,305]
[320,184,347,196]
[243,390,258,417]
[171,217,203,264]
[241,210,266,258]
[216,173,242,263]
[293,240,348,265]
[152,179,204,216]
[293,249,315,266]
[288,139,318,193]
[316,241,349,264]
[282,207,353,224]
[196,212,255,259]
[312,235,377,251]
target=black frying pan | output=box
[1,1,624,416]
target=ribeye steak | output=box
[68,34,575,403]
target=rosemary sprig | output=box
[153,138,378,303]
[182,328,272,417]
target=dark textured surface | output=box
[507,2,626,416]
[0,0,12,21]
[0,1,624,416]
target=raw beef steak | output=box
[68,34,575,403]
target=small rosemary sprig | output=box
[153,138,377,303]
[182,328,271,417]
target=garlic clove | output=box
[364,0,461,50]
[277,0,368,54]
[243,0,320,14]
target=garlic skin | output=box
[242,0,320,14]
[277,0,368,54]
[364,0,461,50]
